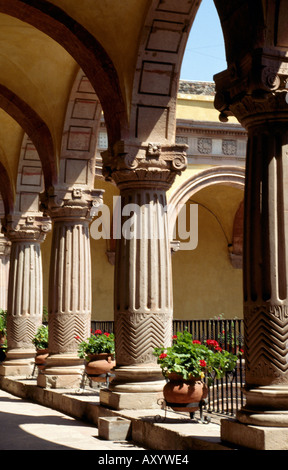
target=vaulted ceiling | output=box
[0,0,276,214]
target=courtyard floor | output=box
[0,376,240,452]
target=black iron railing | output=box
[91,318,246,416]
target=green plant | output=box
[77,329,115,361]
[32,324,48,350]
[42,306,48,323]
[0,309,7,335]
[153,329,238,386]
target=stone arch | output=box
[15,133,44,217]
[59,69,103,189]
[0,0,128,147]
[168,166,245,240]
[0,84,55,190]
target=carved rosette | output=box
[102,141,187,190]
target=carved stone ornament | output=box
[214,48,288,127]
[197,138,212,154]
[222,139,237,155]
[114,311,173,365]
[2,214,51,243]
[40,186,104,221]
[101,140,188,189]
[244,303,288,385]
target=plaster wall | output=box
[172,184,243,320]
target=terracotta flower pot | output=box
[163,375,208,412]
[35,348,49,370]
[0,332,6,348]
[85,353,115,382]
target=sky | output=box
[180,0,227,82]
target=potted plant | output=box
[77,329,115,382]
[0,309,7,361]
[0,309,7,345]
[32,324,49,370]
[153,329,238,413]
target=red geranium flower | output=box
[103,332,110,337]
[199,360,207,367]
[206,339,219,348]
[159,353,168,359]
[94,329,102,335]
[193,340,201,344]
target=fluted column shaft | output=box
[0,233,10,310]
[48,218,91,354]
[244,123,288,389]
[39,187,103,388]
[214,49,288,429]
[0,216,49,376]
[114,186,173,367]
[101,141,187,406]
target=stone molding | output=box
[40,186,104,221]
[214,48,288,126]
[102,140,187,189]
[2,214,51,243]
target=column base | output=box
[100,363,166,410]
[221,418,288,450]
[100,389,164,410]
[37,353,84,389]
[0,348,35,377]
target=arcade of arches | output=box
[0,0,287,450]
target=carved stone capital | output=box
[214,48,288,128]
[2,214,51,243]
[40,186,104,221]
[102,140,187,189]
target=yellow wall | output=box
[90,179,119,321]
[176,93,239,124]
[172,184,244,320]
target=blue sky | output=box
[180,0,227,82]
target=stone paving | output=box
[0,388,146,451]
[0,377,240,451]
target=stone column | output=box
[38,187,103,388]
[0,215,50,376]
[215,49,288,449]
[100,141,187,409]
[0,232,10,310]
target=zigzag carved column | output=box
[38,187,103,389]
[100,141,187,409]
[0,215,50,376]
[215,49,288,445]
